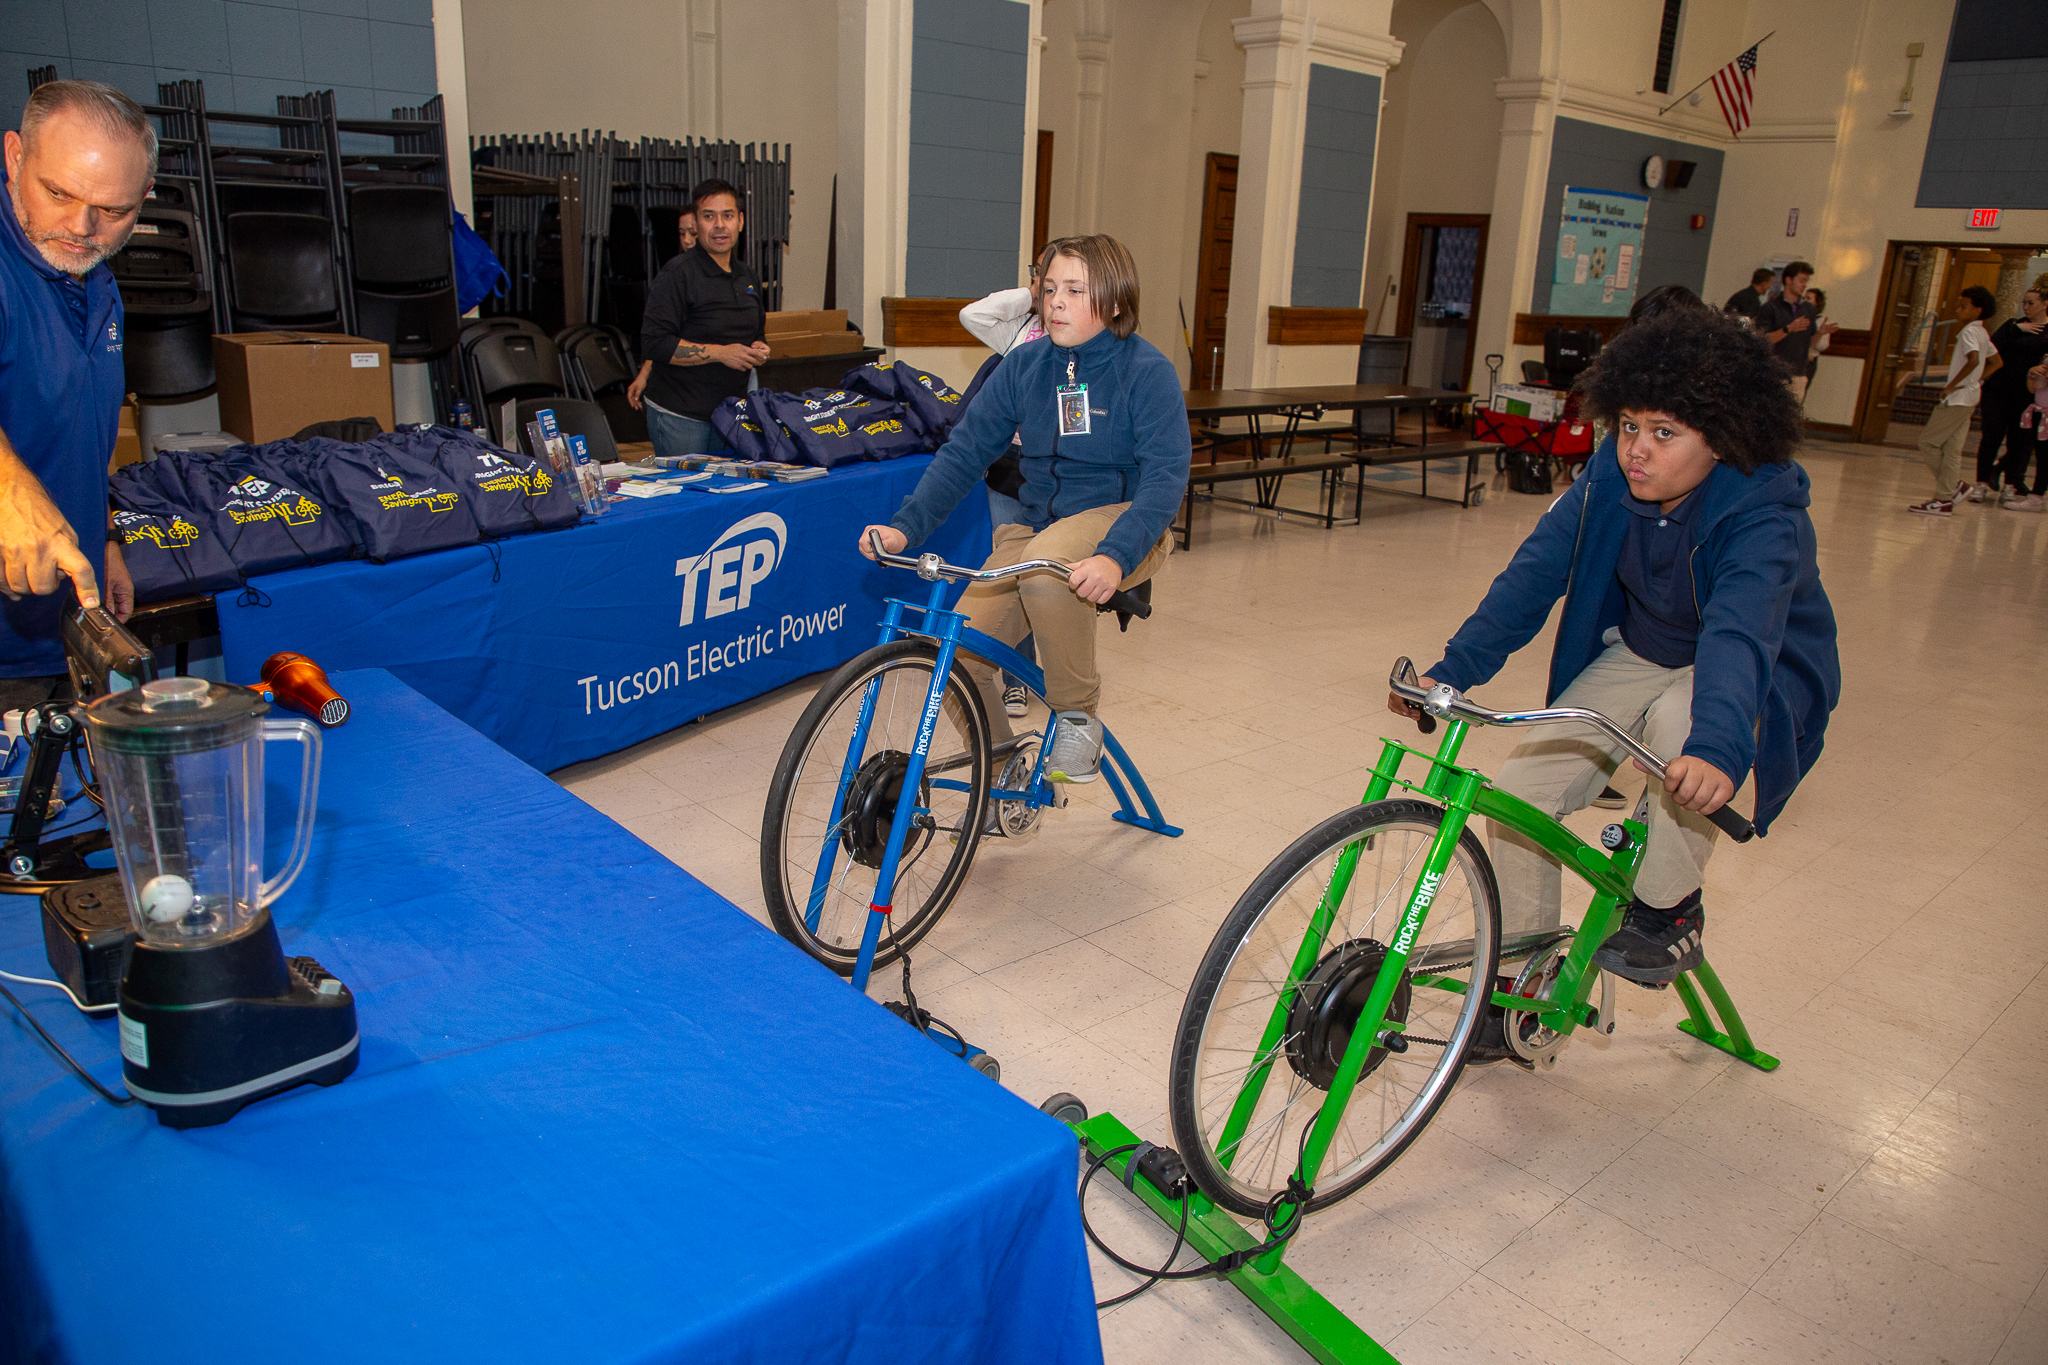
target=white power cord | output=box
[0,968,117,1015]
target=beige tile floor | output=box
[557,440,2048,1365]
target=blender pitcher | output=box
[83,677,359,1129]
[88,676,320,944]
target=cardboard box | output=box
[765,309,848,337]
[109,398,142,473]
[766,330,867,358]
[1489,383,1566,423]
[213,333,394,443]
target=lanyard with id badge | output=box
[1056,356,1090,438]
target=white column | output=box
[837,0,912,338]
[431,0,473,220]
[688,0,722,138]
[1477,76,1559,371]
[1071,0,1112,234]
[1018,2,1045,280]
[1224,9,1307,388]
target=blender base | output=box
[118,911,359,1128]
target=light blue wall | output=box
[906,0,1028,299]
[0,0,437,139]
[1531,117,1723,312]
[1290,63,1380,309]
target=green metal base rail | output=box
[1068,1111,1403,1365]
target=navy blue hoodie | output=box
[889,327,1191,574]
[1428,435,1840,834]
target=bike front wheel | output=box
[761,639,991,975]
[1169,799,1502,1216]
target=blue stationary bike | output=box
[760,534,1181,1077]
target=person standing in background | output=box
[1802,287,1832,401]
[1964,278,2048,504]
[1910,286,1999,517]
[624,205,699,417]
[959,242,1062,719]
[632,181,769,458]
[2004,356,2048,512]
[1723,268,1774,327]
[1757,262,1838,403]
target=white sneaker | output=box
[1964,481,1996,503]
[1044,711,1103,783]
[1002,685,1029,718]
[2005,493,2046,513]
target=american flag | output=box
[1711,44,1760,136]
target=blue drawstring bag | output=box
[109,483,245,601]
[186,453,358,577]
[756,390,924,468]
[841,361,968,446]
[710,395,774,461]
[408,426,581,538]
[311,441,482,563]
[452,211,509,314]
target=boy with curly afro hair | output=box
[1391,309,1840,1004]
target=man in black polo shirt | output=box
[1723,267,1773,327]
[1754,260,1837,403]
[634,178,768,458]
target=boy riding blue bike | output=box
[1393,306,1841,986]
[860,234,1191,784]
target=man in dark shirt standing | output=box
[634,179,769,459]
[1754,260,1836,403]
[1723,267,1773,326]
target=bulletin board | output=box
[1552,186,1650,316]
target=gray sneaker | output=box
[1044,711,1103,783]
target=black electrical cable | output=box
[0,979,135,1108]
[1081,1142,1191,1310]
[1077,1118,1319,1310]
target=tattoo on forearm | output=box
[674,343,707,363]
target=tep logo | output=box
[676,511,788,626]
[917,375,959,404]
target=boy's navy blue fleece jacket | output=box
[888,327,1191,574]
[1427,436,1840,834]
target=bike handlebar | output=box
[1387,657,1755,843]
[865,530,1153,620]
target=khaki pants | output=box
[1489,635,1720,936]
[959,504,1169,741]
[1918,403,1973,498]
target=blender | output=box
[83,677,357,1128]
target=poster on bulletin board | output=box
[1552,186,1650,316]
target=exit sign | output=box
[1968,208,2002,230]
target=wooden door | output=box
[1191,152,1237,389]
[1032,131,1054,262]
[1394,212,1490,389]
[1932,248,2004,365]
[1854,243,1925,442]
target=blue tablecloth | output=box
[0,670,1102,1365]
[214,458,992,773]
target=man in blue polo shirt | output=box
[0,80,150,710]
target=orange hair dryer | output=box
[260,652,351,727]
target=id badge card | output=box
[1057,383,1091,437]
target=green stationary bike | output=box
[1061,657,1774,1364]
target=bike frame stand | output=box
[1067,1110,1402,1365]
[1672,960,1779,1070]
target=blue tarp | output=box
[215,457,992,773]
[0,670,1102,1365]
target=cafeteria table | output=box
[0,670,1102,1365]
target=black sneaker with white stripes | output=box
[1592,891,1705,985]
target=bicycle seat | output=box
[1096,578,1152,632]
